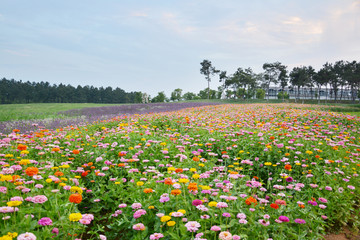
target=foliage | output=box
[256,89,266,99]
[1,104,359,240]
[170,89,183,102]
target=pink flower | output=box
[31,195,48,204]
[185,221,201,232]
[216,202,228,208]
[192,199,203,206]
[150,233,164,239]
[99,235,107,240]
[38,217,52,226]
[131,203,142,209]
[233,235,241,240]
[118,203,127,208]
[133,223,146,231]
[211,225,221,231]
[17,232,37,240]
[258,219,270,226]
[219,231,233,240]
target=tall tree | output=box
[262,62,287,101]
[200,60,219,99]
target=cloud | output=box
[160,12,197,36]
[3,49,30,57]
[130,11,148,18]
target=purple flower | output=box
[285,177,293,182]
[52,227,59,235]
[38,217,53,226]
[278,216,289,222]
[294,218,306,224]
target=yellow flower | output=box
[160,215,171,222]
[177,209,186,214]
[137,181,144,186]
[60,164,70,169]
[189,168,197,172]
[179,178,189,184]
[167,167,176,172]
[192,174,200,179]
[7,201,22,207]
[115,182,120,184]
[60,177,68,181]
[7,232,18,238]
[167,221,176,226]
[148,206,155,209]
[70,186,83,194]
[160,142,167,146]
[0,175,12,182]
[51,167,59,170]
[198,163,205,167]
[208,201,217,207]
[46,179,53,183]
[20,150,29,155]
[19,159,30,165]
[74,176,81,179]
[59,183,66,187]
[69,213,82,222]
[0,235,12,240]
[264,162,272,166]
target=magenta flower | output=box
[132,223,145,231]
[294,218,306,224]
[278,216,289,222]
[192,199,203,206]
[38,217,52,226]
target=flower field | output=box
[0,103,359,240]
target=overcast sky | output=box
[1,0,359,97]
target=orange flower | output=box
[81,171,89,177]
[118,163,125,167]
[175,168,183,173]
[69,194,82,204]
[25,167,39,177]
[17,144,27,151]
[118,151,126,157]
[171,189,182,196]
[192,157,200,162]
[87,162,93,166]
[270,203,279,209]
[72,149,80,154]
[187,182,198,192]
[164,178,173,185]
[299,204,305,208]
[54,171,64,177]
[284,164,292,170]
[245,196,258,206]
[52,148,60,152]
[269,136,275,140]
[143,188,153,193]
[13,129,20,133]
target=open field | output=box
[0,103,359,239]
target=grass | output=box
[1,100,360,122]
[0,103,120,121]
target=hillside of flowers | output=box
[0,104,359,240]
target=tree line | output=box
[198,59,360,103]
[0,78,143,104]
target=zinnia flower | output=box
[184,221,201,232]
[38,217,52,226]
[132,223,145,231]
[69,194,82,204]
[219,231,233,240]
[17,232,37,240]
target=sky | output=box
[1,0,359,97]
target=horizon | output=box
[1,0,359,97]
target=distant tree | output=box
[200,59,219,99]
[256,89,266,99]
[290,66,308,102]
[183,92,196,100]
[152,91,167,102]
[198,88,216,99]
[170,88,182,101]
